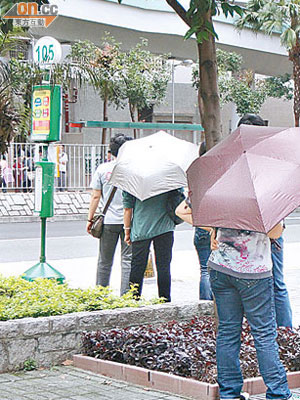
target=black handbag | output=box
[166,188,186,225]
[91,187,117,239]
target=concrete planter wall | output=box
[0,301,213,373]
[73,355,300,400]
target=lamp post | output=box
[171,58,193,135]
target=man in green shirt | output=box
[123,191,176,302]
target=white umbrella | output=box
[109,131,199,201]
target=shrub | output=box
[82,316,300,383]
[0,275,160,321]
[23,359,37,371]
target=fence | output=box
[0,143,109,192]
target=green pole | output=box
[40,217,47,264]
[22,144,65,284]
[42,144,48,161]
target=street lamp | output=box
[171,58,193,135]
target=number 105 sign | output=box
[33,36,62,64]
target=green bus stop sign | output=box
[31,84,62,142]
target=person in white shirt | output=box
[58,145,68,192]
[86,134,133,295]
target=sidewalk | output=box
[1,365,300,400]
[0,365,190,400]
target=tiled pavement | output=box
[0,366,190,400]
[1,366,300,400]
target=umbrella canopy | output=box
[187,125,300,233]
[109,131,199,201]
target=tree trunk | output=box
[129,102,138,138]
[290,46,300,127]
[165,1,221,150]
[290,20,300,127]
[102,95,108,144]
[197,15,221,150]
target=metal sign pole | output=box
[23,144,65,284]
[23,36,65,283]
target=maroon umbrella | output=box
[187,125,300,233]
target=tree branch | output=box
[166,0,192,27]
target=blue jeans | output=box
[271,236,293,327]
[209,269,290,400]
[194,228,212,300]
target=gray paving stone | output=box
[22,394,49,400]
[84,395,113,400]
[0,365,298,400]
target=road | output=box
[1,219,300,263]
[0,220,194,263]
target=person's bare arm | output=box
[267,222,284,239]
[210,228,219,250]
[86,189,101,234]
[175,200,193,225]
[175,200,213,233]
[124,208,133,245]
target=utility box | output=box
[34,161,55,218]
[31,84,62,142]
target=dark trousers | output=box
[130,231,174,302]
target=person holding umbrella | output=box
[208,222,296,400]
[123,191,177,303]
[237,114,292,328]
[185,121,300,400]
[108,131,200,302]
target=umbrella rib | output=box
[248,152,300,166]
[243,153,267,233]
[239,126,288,151]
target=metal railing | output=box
[0,143,110,192]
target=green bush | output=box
[23,358,38,371]
[0,275,161,321]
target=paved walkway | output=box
[0,366,190,400]
[2,365,300,400]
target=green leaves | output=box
[0,61,20,154]
[237,0,300,49]
[265,73,293,100]
[182,0,244,43]
[115,39,170,120]
[281,27,297,48]
[217,48,243,74]
[221,2,244,18]
[192,48,293,116]
[0,275,158,321]
[67,35,171,118]
[184,25,200,40]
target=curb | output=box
[0,214,87,224]
[73,355,300,400]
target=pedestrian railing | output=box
[0,143,109,192]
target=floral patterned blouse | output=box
[209,228,272,278]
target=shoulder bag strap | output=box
[102,186,117,216]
